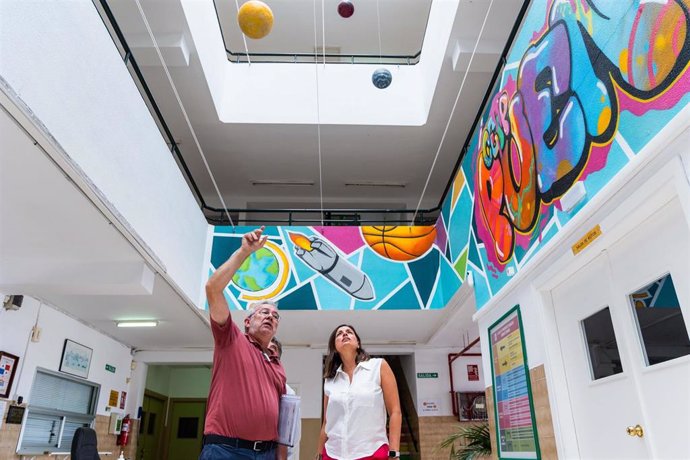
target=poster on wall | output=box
[488,305,540,459]
[0,351,19,398]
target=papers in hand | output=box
[278,394,301,447]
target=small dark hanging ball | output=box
[338,1,355,18]
[372,68,392,89]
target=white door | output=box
[553,255,650,459]
[606,198,690,459]
[552,198,690,459]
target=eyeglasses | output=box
[250,308,280,321]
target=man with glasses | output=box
[201,227,287,460]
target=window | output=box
[582,307,624,380]
[18,368,100,455]
[177,417,199,439]
[629,274,690,366]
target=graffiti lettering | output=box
[475,0,690,267]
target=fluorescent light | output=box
[344,181,406,188]
[251,180,315,186]
[116,320,158,328]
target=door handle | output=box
[626,424,644,437]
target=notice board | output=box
[488,305,540,459]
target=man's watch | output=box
[388,451,400,458]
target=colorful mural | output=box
[453,0,690,308]
[210,224,462,310]
[209,0,690,310]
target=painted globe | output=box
[372,68,392,89]
[337,1,355,18]
[361,225,437,261]
[232,247,279,291]
[237,1,274,40]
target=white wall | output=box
[168,367,212,399]
[414,348,482,417]
[133,344,483,420]
[280,348,325,419]
[0,295,134,416]
[144,365,171,397]
[476,284,546,388]
[0,1,209,305]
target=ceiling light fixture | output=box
[116,320,158,328]
[251,180,315,186]
[344,181,406,188]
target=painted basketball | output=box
[361,225,437,261]
[237,1,274,40]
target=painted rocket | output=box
[288,232,375,301]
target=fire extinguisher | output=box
[117,414,131,446]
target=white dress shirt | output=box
[324,358,388,460]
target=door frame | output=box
[139,389,169,460]
[533,158,690,458]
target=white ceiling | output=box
[0,0,522,355]
[107,0,525,213]
[0,91,479,353]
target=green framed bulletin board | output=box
[488,305,540,459]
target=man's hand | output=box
[206,226,268,325]
[242,226,268,254]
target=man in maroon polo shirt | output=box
[200,227,287,460]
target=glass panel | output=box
[21,412,61,448]
[147,413,157,435]
[629,274,690,366]
[582,307,624,380]
[177,417,199,439]
[60,419,90,449]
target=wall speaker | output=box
[3,295,24,311]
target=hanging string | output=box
[376,0,382,63]
[134,0,236,228]
[233,0,252,64]
[313,0,325,225]
[321,0,326,67]
[412,0,495,225]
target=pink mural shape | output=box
[313,226,365,255]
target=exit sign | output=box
[417,372,438,379]
[105,364,116,373]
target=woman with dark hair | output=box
[316,324,401,460]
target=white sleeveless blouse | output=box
[324,358,388,460]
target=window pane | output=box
[31,371,96,414]
[147,413,157,435]
[177,417,199,439]
[21,413,61,448]
[630,274,690,366]
[21,370,98,454]
[582,307,624,380]
[60,419,91,449]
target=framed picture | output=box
[0,351,20,398]
[59,340,93,379]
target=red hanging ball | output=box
[338,1,355,19]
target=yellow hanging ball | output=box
[237,1,274,40]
